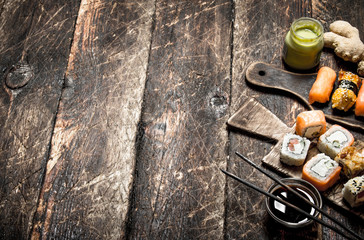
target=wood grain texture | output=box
[0,1,80,239]
[0,0,363,239]
[30,0,154,239]
[127,0,232,239]
[227,98,291,140]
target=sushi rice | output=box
[302,153,341,191]
[317,124,354,159]
[342,175,364,207]
[280,133,310,166]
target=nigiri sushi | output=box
[280,133,310,166]
[355,79,364,116]
[309,66,337,104]
[295,110,326,139]
[317,124,354,159]
[332,70,361,112]
[302,153,341,191]
[342,175,364,208]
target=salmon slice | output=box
[309,66,337,104]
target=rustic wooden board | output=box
[246,61,364,132]
[127,1,232,239]
[228,98,292,140]
[263,133,364,220]
[227,97,364,220]
[30,1,155,239]
[0,1,80,239]
[244,62,364,221]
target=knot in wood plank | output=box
[209,91,229,118]
[4,62,34,89]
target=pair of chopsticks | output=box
[220,152,363,240]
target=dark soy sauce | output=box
[268,185,316,224]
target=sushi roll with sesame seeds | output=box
[342,176,364,208]
[317,125,354,159]
[280,133,311,166]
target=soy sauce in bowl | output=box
[269,185,315,224]
[265,178,322,228]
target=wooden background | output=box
[0,0,363,239]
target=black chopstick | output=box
[234,151,363,240]
[221,168,358,240]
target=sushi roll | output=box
[295,110,326,138]
[317,124,354,159]
[280,133,310,166]
[332,70,360,112]
[335,141,364,179]
[302,153,341,191]
[342,175,364,208]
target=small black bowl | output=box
[265,178,322,228]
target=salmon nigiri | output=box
[355,79,364,116]
[296,110,326,138]
[309,66,337,104]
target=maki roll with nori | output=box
[302,153,341,191]
[280,133,310,166]
[317,124,354,159]
[342,175,364,208]
[332,70,361,112]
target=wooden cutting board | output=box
[245,62,364,132]
[228,96,364,220]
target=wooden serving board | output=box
[228,97,364,220]
[245,62,364,132]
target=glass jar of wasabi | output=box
[283,17,324,70]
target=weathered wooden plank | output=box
[0,1,80,239]
[127,0,232,239]
[30,0,154,239]
[228,0,321,239]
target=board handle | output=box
[246,62,364,132]
[227,98,292,141]
[246,61,316,110]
